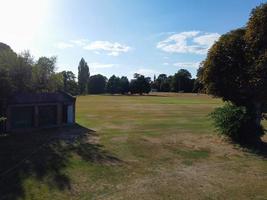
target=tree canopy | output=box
[130,74,151,95]
[107,75,121,94]
[172,69,194,92]
[87,74,107,94]
[201,3,267,143]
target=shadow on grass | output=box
[241,139,267,158]
[0,124,121,200]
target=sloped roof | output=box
[8,91,76,105]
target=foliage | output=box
[0,52,14,100]
[119,76,130,94]
[130,74,151,95]
[0,43,76,100]
[151,74,173,92]
[172,69,194,92]
[155,74,167,91]
[62,71,79,95]
[193,64,204,93]
[106,75,121,94]
[78,58,90,94]
[0,117,6,121]
[87,74,107,94]
[160,80,171,92]
[201,3,267,143]
[201,29,248,104]
[210,103,264,143]
[32,56,62,92]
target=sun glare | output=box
[0,0,51,53]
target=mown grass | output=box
[1,93,266,200]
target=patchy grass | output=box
[0,93,266,200]
[175,148,210,159]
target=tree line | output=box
[0,42,199,114]
[77,59,200,95]
[0,43,200,99]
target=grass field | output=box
[1,93,267,200]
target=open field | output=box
[0,93,267,200]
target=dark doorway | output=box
[39,105,57,127]
[11,106,34,129]
[62,105,68,124]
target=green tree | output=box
[87,74,107,94]
[130,74,151,95]
[172,69,192,92]
[78,58,90,94]
[32,56,59,92]
[10,51,33,92]
[107,75,120,94]
[193,64,204,93]
[160,80,171,92]
[156,74,167,91]
[0,44,15,116]
[62,71,79,95]
[201,3,267,144]
[119,76,130,94]
[0,46,34,101]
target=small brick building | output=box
[4,92,76,132]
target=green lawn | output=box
[1,93,267,200]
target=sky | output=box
[0,0,266,79]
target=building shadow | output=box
[0,124,121,200]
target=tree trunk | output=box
[254,102,262,127]
[245,101,263,144]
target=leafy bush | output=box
[210,103,264,143]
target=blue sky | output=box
[0,0,265,79]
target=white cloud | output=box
[173,61,201,69]
[94,51,101,55]
[84,41,131,56]
[54,39,131,56]
[55,42,74,49]
[135,68,158,78]
[70,39,89,47]
[193,33,220,47]
[157,31,220,54]
[107,51,120,56]
[89,62,116,69]
[163,62,169,66]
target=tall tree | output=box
[130,74,151,95]
[62,71,79,95]
[87,74,107,94]
[201,3,267,143]
[193,63,205,93]
[172,69,192,92]
[119,76,130,94]
[107,75,120,94]
[32,56,59,92]
[156,74,167,91]
[0,44,15,115]
[78,58,90,94]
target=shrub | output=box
[210,103,264,143]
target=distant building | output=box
[4,92,76,132]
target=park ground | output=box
[0,93,266,200]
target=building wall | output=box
[6,102,75,132]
